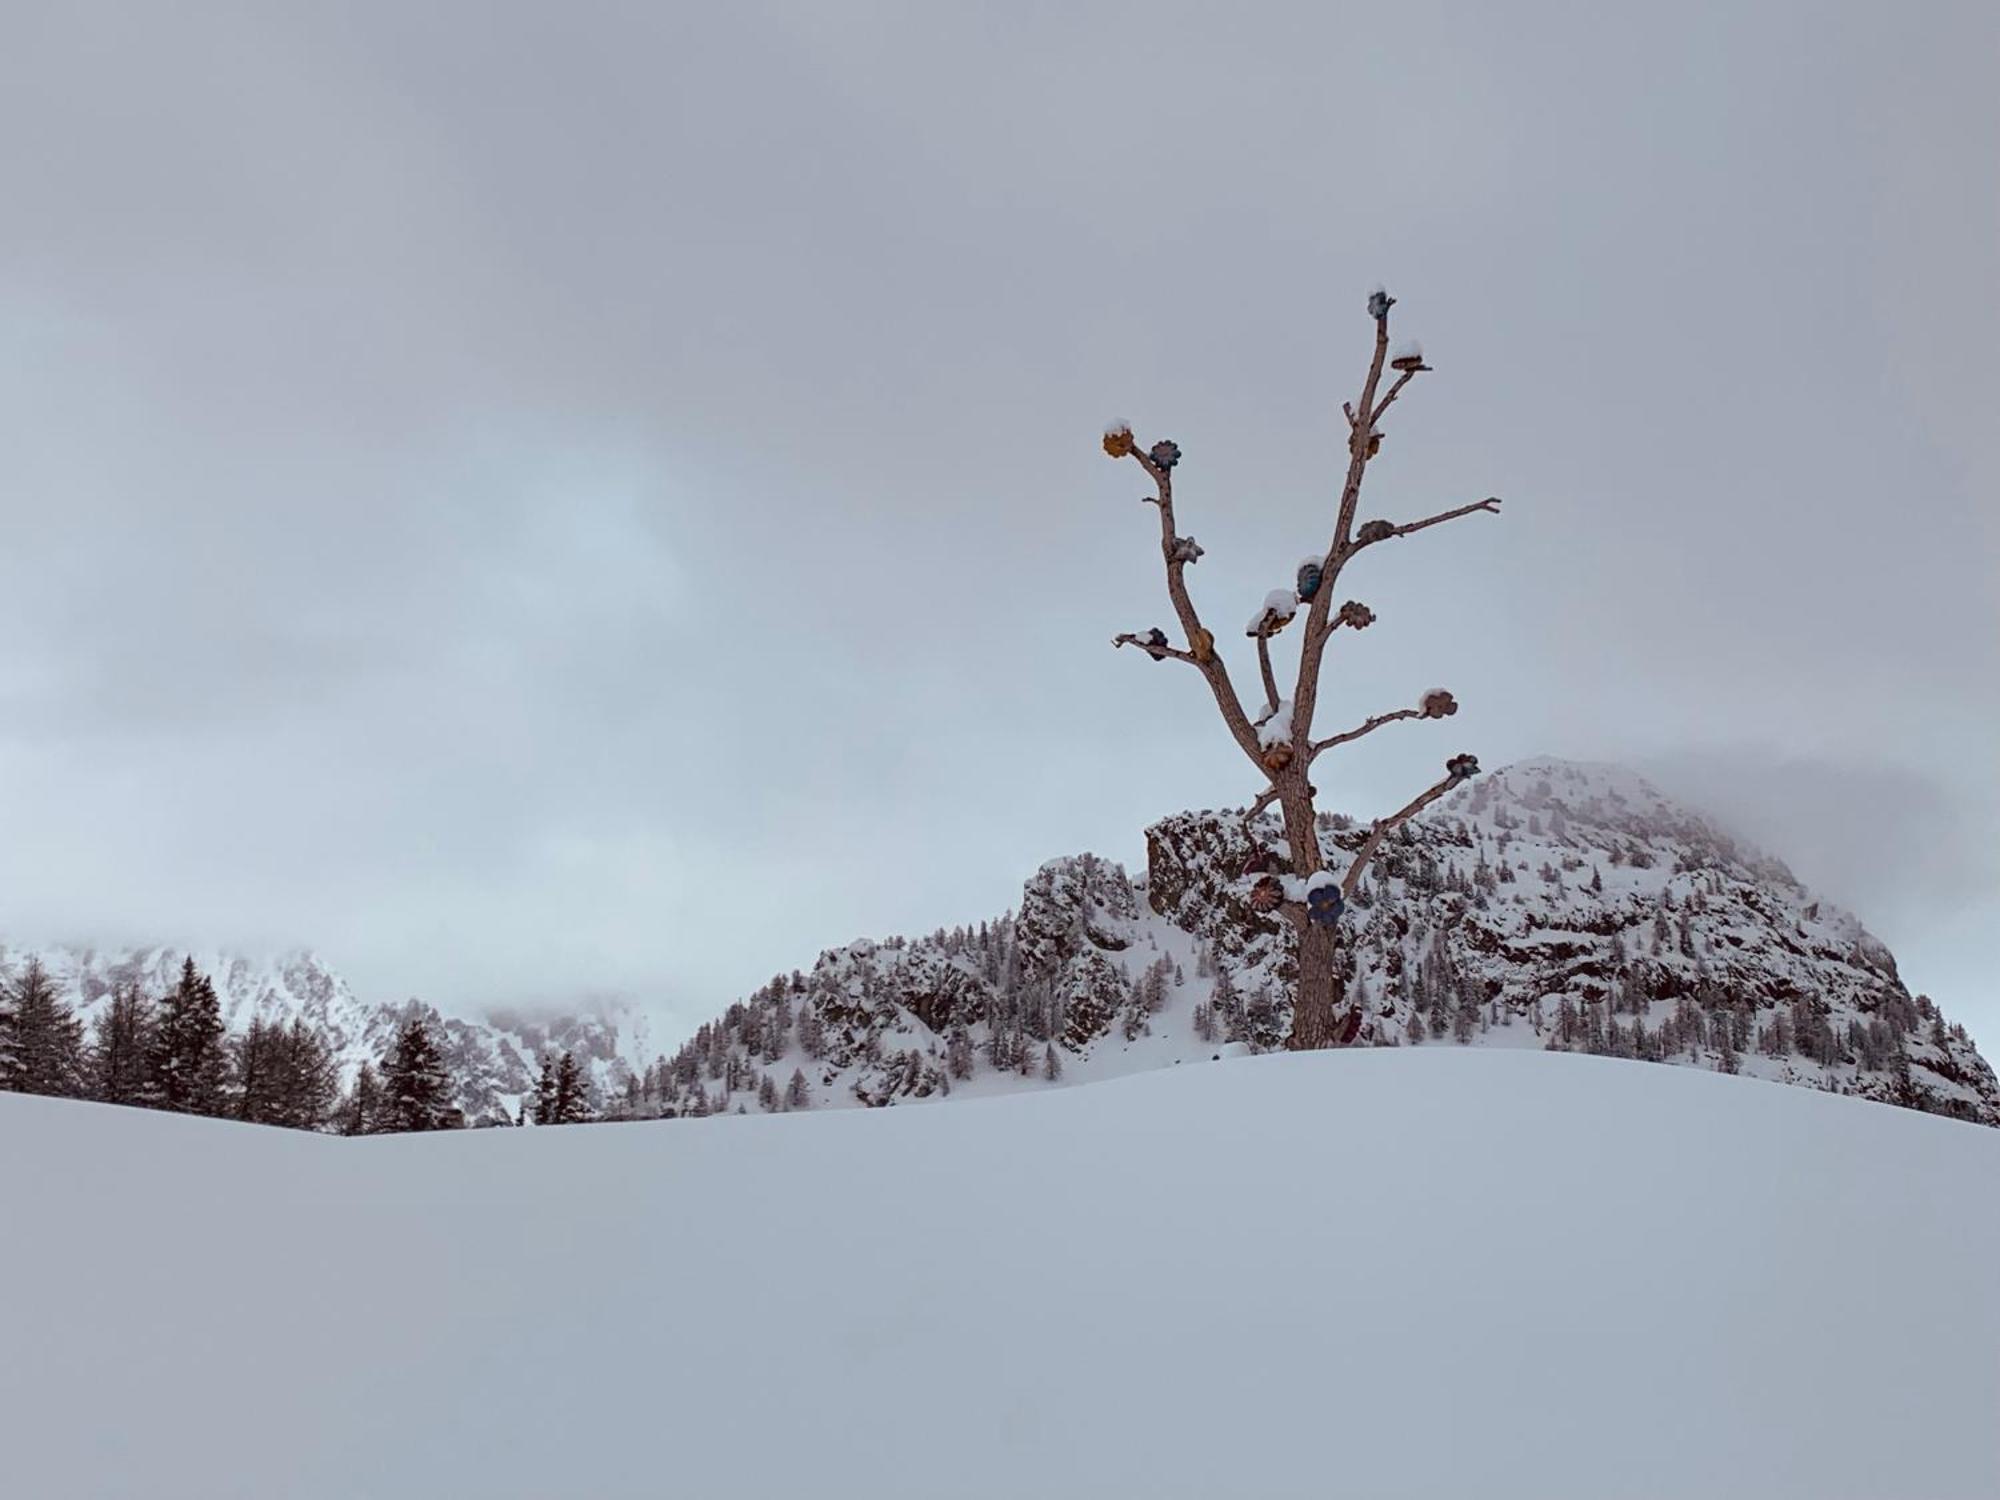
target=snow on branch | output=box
[1245,589,1298,639]
[1112,629,1198,666]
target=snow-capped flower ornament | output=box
[1368,287,1395,321]
[1248,875,1285,914]
[1142,627,1170,662]
[1305,875,1345,928]
[1103,421,1135,458]
[1336,600,1376,630]
[1170,535,1205,565]
[1149,439,1181,470]
[1419,688,1459,719]
[1246,588,1299,638]
[1446,752,1481,782]
[1390,342,1430,374]
[1356,519,1395,545]
[1295,556,1324,602]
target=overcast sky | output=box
[2,2,1995,1048]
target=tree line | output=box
[0,957,591,1135]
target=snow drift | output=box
[4,1048,1997,1499]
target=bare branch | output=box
[1348,497,1502,556]
[1255,631,1282,719]
[1241,785,1282,836]
[1287,308,1395,754]
[1368,367,1420,426]
[1111,631,1198,666]
[1339,765,1473,897]
[1308,706,1422,760]
[1105,441,1265,768]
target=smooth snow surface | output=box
[5,1051,1999,1499]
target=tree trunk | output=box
[1287,917,1347,1050]
[1276,789,1355,1051]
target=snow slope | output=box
[4,1048,1997,1499]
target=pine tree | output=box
[340,1062,383,1135]
[379,1016,459,1132]
[532,1055,559,1125]
[1452,978,1479,1044]
[0,959,86,1098]
[1212,967,1244,1043]
[945,1022,974,1080]
[550,1050,591,1125]
[152,959,228,1115]
[231,1017,285,1124]
[90,983,157,1107]
[785,1069,810,1110]
[757,1073,779,1112]
[272,1019,338,1130]
[1043,1043,1062,1081]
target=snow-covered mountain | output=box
[0,944,656,1126]
[7,758,1993,1128]
[649,757,2000,1125]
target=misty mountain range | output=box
[5,758,1993,1128]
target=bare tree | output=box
[1102,288,1500,1050]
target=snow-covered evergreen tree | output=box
[151,959,227,1115]
[379,1016,458,1132]
[0,958,85,1098]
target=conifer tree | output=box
[784,1068,810,1110]
[341,1061,383,1136]
[550,1050,591,1125]
[0,959,86,1098]
[279,1019,340,1131]
[90,982,158,1107]
[379,1015,458,1132]
[232,1017,285,1124]
[1098,289,1500,1048]
[532,1055,559,1125]
[240,1018,338,1131]
[152,958,228,1115]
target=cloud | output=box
[0,3,1993,1052]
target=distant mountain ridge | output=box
[6,758,1994,1127]
[0,944,656,1126]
